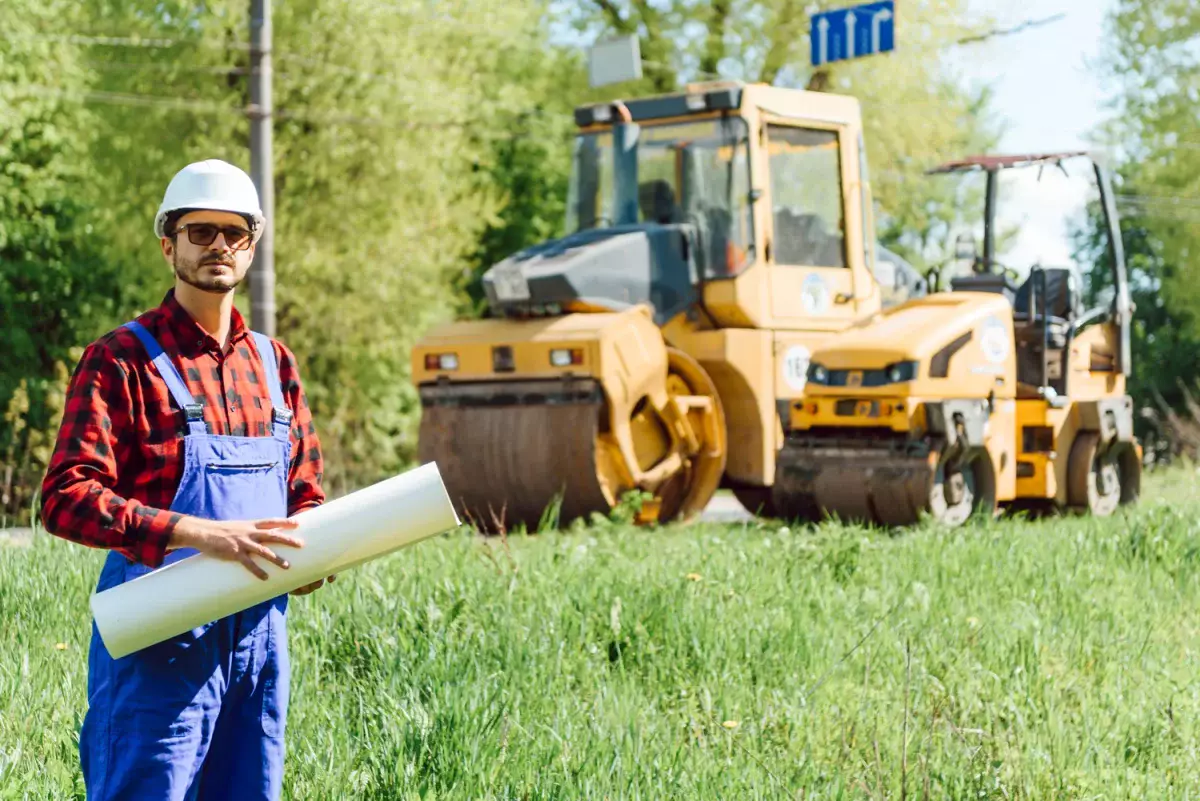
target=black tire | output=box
[732,486,778,518]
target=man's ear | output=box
[160,236,175,263]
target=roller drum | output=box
[775,445,941,527]
[419,402,612,531]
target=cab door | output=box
[762,119,868,330]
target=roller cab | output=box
[777,152,1141,526]
[413,81,905,530]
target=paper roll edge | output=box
[89,590,137,660]
[423,460,462,529]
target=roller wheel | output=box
[653,348,728,524]
[1068,433,1136,517]
[928,455,996,526]
[732,486,778,518]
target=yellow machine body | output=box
[412,81,906,529]
[776,153,1141,526]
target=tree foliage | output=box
[1083,0,1200,407]
[0,0,132,522]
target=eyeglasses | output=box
[174,223,254,251]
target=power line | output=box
[952,13,1067,46]
[5,31,462,90]
[8,83,505,132]
[85,60,250,76]
[18,31,251,51]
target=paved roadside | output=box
[0,527,35,547]
[699,493,753,524]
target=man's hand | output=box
[169,516,304,580]
[291,574,337,596]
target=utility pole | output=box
[249,0,275,337]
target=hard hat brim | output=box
[154,203,266,243]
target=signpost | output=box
[810,1,895,67]
[589,35,643,89]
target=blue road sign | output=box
[811,1,895,67]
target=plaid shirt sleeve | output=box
[39,342,181,568]
[273,340,325,516]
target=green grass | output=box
[3,470,1200,799]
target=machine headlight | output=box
[550,348,583,367]
[808,363,829,384]
[884,361,919,383]
[424,353,458,371]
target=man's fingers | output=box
[250,542,290,570]
[255,529,305,549]
[239,554,269,581]
[254,518,299,530]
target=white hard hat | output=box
[153,159,265,242]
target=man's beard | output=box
[174,251,243,293]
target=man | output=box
[41,158,330,800]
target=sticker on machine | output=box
[801,274,831,315]
[979,316,1009,363]
[782,345,812,392]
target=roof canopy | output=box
[927,151,1093,174]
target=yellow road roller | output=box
[412,81,923,530]
[777,152,1141,525]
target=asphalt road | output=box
[699,493,753,524]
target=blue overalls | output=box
[80,320,294,800]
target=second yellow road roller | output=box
[776,151,1141,525]
[411,80,924,530]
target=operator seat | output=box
[949,271,1017,303]
[773,209,844,267]
[639,180,681,225]
[1012,266,1080,393]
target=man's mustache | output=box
[200,254,236,267]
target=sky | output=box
[944,0,1119,269]
[953,0,1116,153]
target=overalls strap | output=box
[124,320,207,436]
[251,332,292,442]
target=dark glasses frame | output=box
[173,222,254,251]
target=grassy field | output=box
[3,471,1200,799]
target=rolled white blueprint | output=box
[91,461,460,659]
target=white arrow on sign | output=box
[872,7,893,53]
[817,16,829,65]
[845,11,857,59]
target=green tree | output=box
[0,0,131,523]
[1081,0,1200,408]
[1094,0,1200,336]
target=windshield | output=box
[934,156,1112,307]
[565,116,755,276]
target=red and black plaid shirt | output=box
[40,290,325,568]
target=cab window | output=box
[767,125,846,268]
